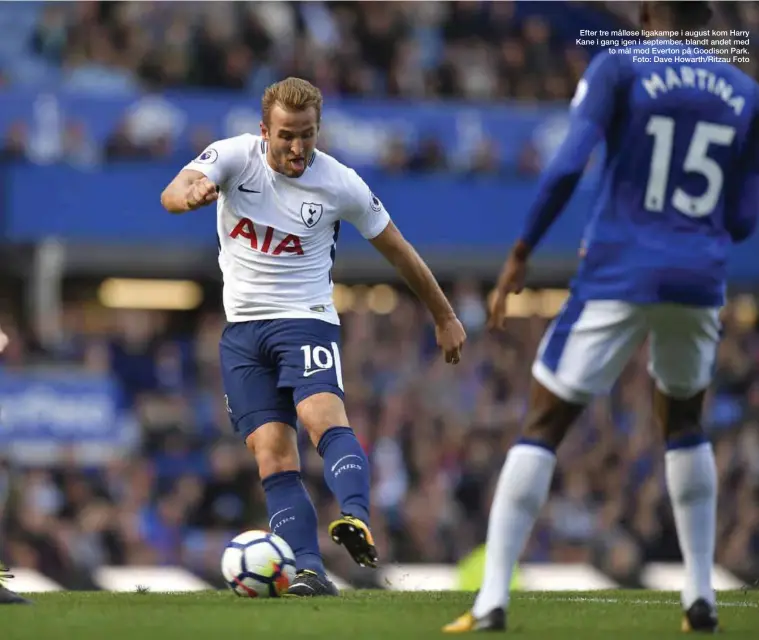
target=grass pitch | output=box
[4,590,759,639]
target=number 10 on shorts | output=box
[300,343,344,390]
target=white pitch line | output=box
[520,595,759,609]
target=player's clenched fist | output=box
[435,315,466,365]
[0,326,8,354]
[186,177,219,209]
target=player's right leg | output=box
[444,299,645,633]
[219,321,337,597]
[270,319,376,569]
[0,564,30,604]
[297,393,377,569]
[647,305,721,632]
[268,318,378,567]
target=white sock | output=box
[665,442,717,609]
[473,444,556,617]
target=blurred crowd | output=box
[16,1,759,97]
[1,1,601,175]
[3,1,758,174]
[21,1,589,100]
[0,112,549,180]
[1,285,758,588]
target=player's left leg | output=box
[296,392,377,568]
[647,304,722,632]
[444,380,586,633]
[272,319,377,569]
[445,299,646,633]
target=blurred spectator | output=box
[497,37,526,98]
[408,136,448,173]
[189,126,215,157]
[380,137,411,174]
[452,280,487,335]
[62,121,100,168]
[0,122,29,163]
[520,16,553,77]
[30,5,69,64]
[105,121,152,162]
[104,115,175,162]
[467,140,503,176]
[516,140,543,177]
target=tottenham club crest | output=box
[300,202,323,228]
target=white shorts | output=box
[532,298,722,404]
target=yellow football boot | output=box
[443,608,506,633]
[328,514,378,568]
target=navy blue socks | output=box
[261,470,325,575]
[317,426,371,524]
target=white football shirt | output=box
[183,134,391,325]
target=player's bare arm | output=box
[488,58,607,332]
[488,239,529,331]
[370,221,466,364]
[0,325,8,353]
[160,169,219,213]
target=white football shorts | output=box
[532,298,722,404]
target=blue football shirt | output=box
[520,45,759,307]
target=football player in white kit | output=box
[161,78,466,596]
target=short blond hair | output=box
[262,77,323,126]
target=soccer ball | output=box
[221,530,297,598]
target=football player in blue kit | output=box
[445,1,758,633]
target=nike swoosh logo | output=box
[303,368,328,378]
[238,185,260,193]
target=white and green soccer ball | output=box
[221,530,297,598]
